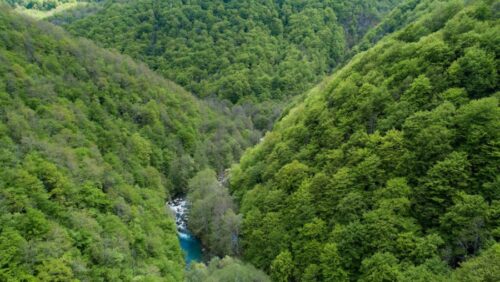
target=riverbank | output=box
[168,198,205,265]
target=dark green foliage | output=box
[55,0,401,103]
[231,0,499,280]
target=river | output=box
[168,198,204,265]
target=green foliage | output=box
[0,6,279,279]
[5,0,101,20]
[231,0,499,280]
[440,192,489,263]
[3,0,499,280]
[452,243,500,282]
[321,243,348,282]
[270,250,293,282]
[55,0,401,103]
[0,8,210,280]
[359,252,401,282]
[448,46,497,98]
[186,256,270,282]
[187,169,241,257]
[6,0,81,11]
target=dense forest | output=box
[231,0,499,280]
[0,7,188,280]
[0,5,263,280]
[5,0,98,11]
[1,0,499,281]
[55,0,401,104]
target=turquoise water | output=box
[169,198,204,265]
[178,229,203,264]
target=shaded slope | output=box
[55,0,402,103]
[231,0,499,280]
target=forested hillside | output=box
[5,0,100,10]
[0,6,254,280]
[55,0,401,103]
[231,0,499,280]
[2,0,499,281]
[4,0,101,19]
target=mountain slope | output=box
[0,6,210,280]
[54,0,402,103]
[230,0,499,280]
[4,0,101,19]
[5,0,96,11]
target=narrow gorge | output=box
[168,198,204,264]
